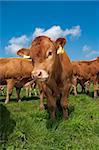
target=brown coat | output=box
[72,57,99,97]
[0,58,33,103]
[17,36,73,120]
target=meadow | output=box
[0,87,99,150]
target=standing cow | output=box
[72,61,90,96]
[72,58,99,98]
[0,58,34,103]
[17,36,73,120]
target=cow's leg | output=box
[61,80,71,119]
[5,89,11,104]
[46,87,56,120]
[81,82,85,93]
[29,86,32,97]
[25,87,29,97]
[38,82,46,110]
[39,90,44,110]
[60,95,68,119]
[47,96,56,120]
[72,77,77,96]
[5,80,15,104]
[94,80,98,98]
[82,86,85,93]
[72,85,77,96]
[86,81,90,95]
[16,87,21,102]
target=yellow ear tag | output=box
[57,46,65,54]
[23,55,31,59]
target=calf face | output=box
[17,36,66,82]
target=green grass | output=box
[0,88,99,150]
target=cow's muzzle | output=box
[31,69,49,81]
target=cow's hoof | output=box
[94,97,97,99]
[40,105,45,111]
[63,111,69,120]
[63,116,69,120]
[5,100,8,104]
[18,99,21,103]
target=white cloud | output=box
[5,35,29,54]
[85,50,99,58]
[5,25,81,55]
[9,35,28,45]
[82,45,91,52]
[64,26,81,37]
[32,25,81,40]
[82,44,99,59]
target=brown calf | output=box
[17,36,73,120]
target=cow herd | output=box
[0,36,99,120]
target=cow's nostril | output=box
[38,71,42,77]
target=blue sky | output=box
[0,1,99,60]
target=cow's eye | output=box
[46,50,53,58]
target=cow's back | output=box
[0,58,33,80]
[72,61,90,80]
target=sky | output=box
[0,1,99,61]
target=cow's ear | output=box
[97,56,99,60]
[17,48,30,58]
[55,38,66,49]
[55,38,66,54]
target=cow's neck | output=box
[50,54,62,84]
[46,54,62,95]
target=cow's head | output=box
[17,36,66,82]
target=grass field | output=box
[0,87,99,150]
